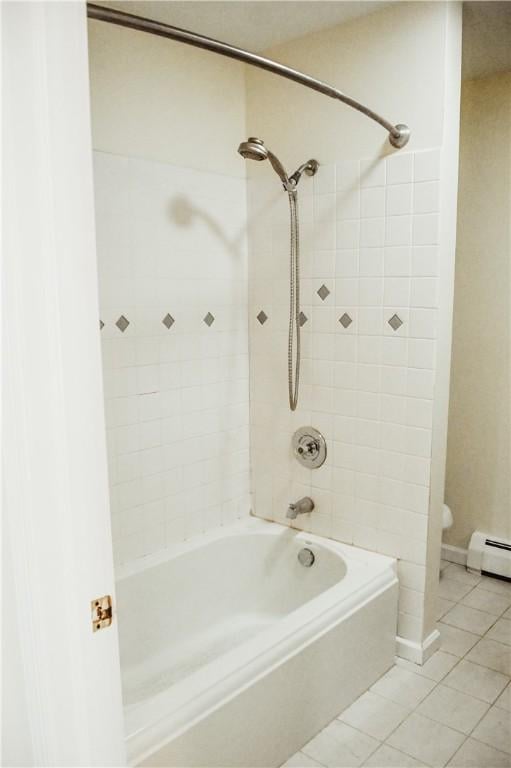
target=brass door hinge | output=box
[91,595,112,632]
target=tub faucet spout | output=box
[287,496,314,519]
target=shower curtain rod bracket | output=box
[389,124,411,149]
[86,3,411,149]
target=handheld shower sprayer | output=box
[238,138,318,192]
[238,137,293,191]
[238,137,319,410]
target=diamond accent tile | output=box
[299,311,308,327]
[388,313,403,331]
[317,284,330,301]
[257,310,268,325]
[115,315,129,333]
[339,313,352,329]
[162,313,175,329]
[203,312,215,327]
[99,320,104,330]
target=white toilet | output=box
[440,504,454,574]
[442,503,453,531]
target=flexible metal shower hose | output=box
[287,189,300,411]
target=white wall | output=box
[88,21,250,567]
[94,154,250,565]
[245,1,450,165]
[88,20,246,176]
[445,72,511,549]
[246,1,462,660]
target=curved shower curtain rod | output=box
[87,3,411,149]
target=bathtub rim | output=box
[115,515,396,582]
[117,518,397,765]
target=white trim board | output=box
[396,629,442,665]
[2,4,125,765]
[441,543,468,566]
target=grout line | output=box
[441,603,508,634]
[376,582,504,763]
[448,735,511,767]
[383,586,510,763]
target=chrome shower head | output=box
[238,136,292,190]
[237,137,268,162]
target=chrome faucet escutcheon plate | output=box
[292,426,327,469]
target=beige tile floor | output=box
[282,563,511,768]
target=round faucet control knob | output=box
[292,426,327,469]
[297,440,317,456]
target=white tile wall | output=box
[248,149,442,646]
[95,145,444,644]
[94,152,250,567]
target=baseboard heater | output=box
[467,531,511,580]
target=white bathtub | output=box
[116,517,398,767]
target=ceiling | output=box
[95,1,391,52]
[97,1,511,79]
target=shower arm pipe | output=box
[86,3,410,149]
